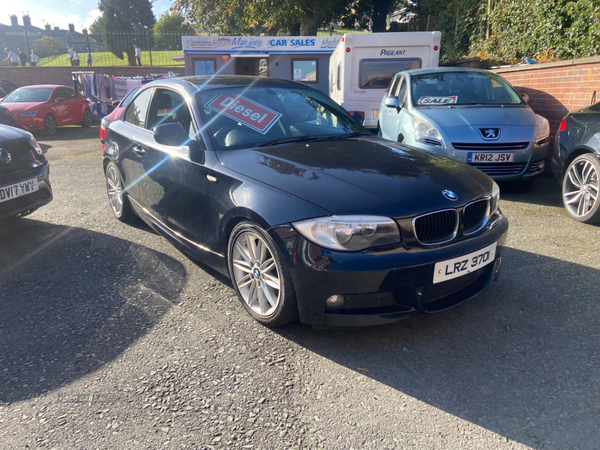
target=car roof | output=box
[15,85,68,90]
[146,76,311,92]
[401,67,494,77]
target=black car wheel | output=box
[82,109,93,127]
[105,162,133,222]
[562,153,600,223]
[228,222,298,327]
[44,114,58,135]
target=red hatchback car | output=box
[0,85,92,135]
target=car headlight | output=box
[490,181,500,215]
[29,135,43,155]
[411,116,444,147]
[292,215,401,252]
[20,110,39,117]
[534,115,550,146]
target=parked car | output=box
[0,124,52,222]
[100,85,142,150]
[552,103,600,223]
[102,76,508,327]
[0,85,92,135]
[378,68,550,180]
[0,105,15,126]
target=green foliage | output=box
[154,12,196,49]
[31,37,63,58]
[92,0,155,64]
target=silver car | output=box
[377,68,550,180]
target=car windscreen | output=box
[3,88,54,103]
[411,71,523,107]
[359,59,421,89]
[196,86,366,150]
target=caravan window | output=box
[359,58,421,89]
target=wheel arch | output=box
[562,146,600,179]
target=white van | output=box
[329,31,442,130]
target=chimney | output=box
[45,24,51,31]
[22,15,31,27]
[10,15,18,27]
[68,23,75,32]
[54,26,60,30]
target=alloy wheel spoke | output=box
[248,234,259,262]
[261,284,277,308]
[568,169,584,189]
[257,285,269,315]
[233,259,253,274]
[262,273,280,291]
[247,280,258,307]
[235,240,253,265]
[257,240,267,263]
[582,162,594,184]
[237,273,253,289]
[565,190,583,205]
[260,258,275,273]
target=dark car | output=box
[0,125,52,222]
[0,104,15,126]
[0,80,17,96]
[552,103,600,223]
[102,76,509,327]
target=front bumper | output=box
[272,213,509,326]
[14,115,46,132]
[0,164,52,221]
[407,138,550,181]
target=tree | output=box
[341,0,401,32]
[91,0,155,65]
[32,37,63,58]
[154,12,196,50]
[172,0,349,36]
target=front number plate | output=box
[468,152,514,163]
[0,178,39,204]
[433,242,497,284]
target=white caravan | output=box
[329,31,442,129]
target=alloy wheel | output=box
[231,231,281,318]
[83,110,93,127]
[44,115,57,135]
[106,164,124,216]
[563,156,599,219]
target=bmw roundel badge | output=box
[443,190,458,201]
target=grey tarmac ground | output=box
[1,124,599,450]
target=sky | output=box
[2,0,173,32]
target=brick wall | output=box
[0,66,180,89]
[494,56,600,147]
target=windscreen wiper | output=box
[314,131,372,141]
[256,135,318,147]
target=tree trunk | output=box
[300,11,318,36]
[126,50,136,66]
[371,3,388,32]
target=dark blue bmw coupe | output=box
[101,76,508,327]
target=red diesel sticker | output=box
[418,96,458,105]
[206,94,282,134]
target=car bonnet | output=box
[216,136,492,218]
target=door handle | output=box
[132,146,147,157]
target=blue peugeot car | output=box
[378,68,550,180]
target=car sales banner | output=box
[182,36,342,54]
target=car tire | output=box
[44,114,58,135]
[228,222,298,327]
[377,122,382,137]
[105,161,134,222]
[562,153,600,224]
[81,109,93,127]
[398,135,406,144]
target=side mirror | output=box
[350,111,365,125]
[154,122,191,147]
[385,97,400,109]
[521,93,529,103]
[54,97,64,103]
[112,100,121,108]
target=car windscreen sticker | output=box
[206,94,282,134]
[417,96,458,105]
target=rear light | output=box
[100,122,106,150]
[559,118,566,132]
[434,45,439,51]
[346,47,351,53]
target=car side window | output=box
[397,78,407,106]
[124,88,154,128]
[51,89,63,102]
[388,76,399,98]
[146,88,195,137]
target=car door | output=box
[140,87,209,245]
[60,88,81,125]
[50,88,69,125]
[108,87,155,207]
